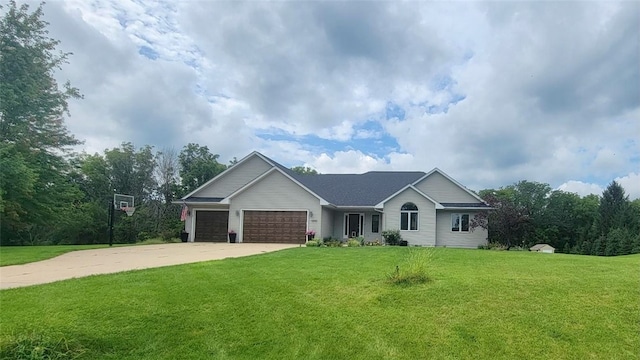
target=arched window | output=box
[400,202,418,231]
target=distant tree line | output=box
[472,181,640,256]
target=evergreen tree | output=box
[632,234,640,254]
[592,236,605,256]
[604,230,619,256]
[599,181,629,236]
[618,230,632,256]
[580,239,592,255]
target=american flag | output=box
[180,205,188,221]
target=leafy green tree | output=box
[178,143,226,195]
[0,1,83,244]
[105,142,156,202]
[291,166,319,175]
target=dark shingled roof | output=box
[291,171,425,206]
[260,153,485,207]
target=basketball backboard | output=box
[114,194,134,209]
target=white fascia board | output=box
[375,185,444,209]
[412,168,487,204]
[182,151,264,199]
[440,206,494,211]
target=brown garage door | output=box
[195,211,229,242]
[243,211,307,244]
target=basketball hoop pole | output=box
[108,199,114,247]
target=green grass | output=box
[0,239,180,267]
[1,248,638,359]
[0,245,111,267]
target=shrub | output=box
[478,242,508,250]
[365,239,382,246]
[325,239,342,247]
[347,238,361,247]
[382,229,402,246]
[306,240,320,247]
[387,248,434,286]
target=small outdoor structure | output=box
[530,244,555,253]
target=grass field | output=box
[0,239,179,267]
[0,247,638,359]
[0,245,113,267]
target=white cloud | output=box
[616,173,640,200]
[557,181,603,198]
[558,172,640,200]
[310,151,389,174]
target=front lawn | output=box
[0,245,111,267]
[0,248,638,359]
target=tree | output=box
[178,143,226,195]
[599,181,629,236]
[475,188,531,248]
[155,147,179,204]
[291,166,319,175]
[0,1,83,244]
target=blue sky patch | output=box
[257,121,400,161]
[138,46,159,60]
[385,102,406,120]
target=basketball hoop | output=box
[122,206,136,217]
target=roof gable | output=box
[375,184,443,209]
[412,168,485,204]
[183,152,273,200]
[221,167,329,205]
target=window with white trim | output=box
[372,214,380,233]
[400,202,418,231]
[451,213,470,232]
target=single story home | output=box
[178,151,490,248]
[530,244,555,253]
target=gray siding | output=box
[435,211,488,248]
[321,207,334,240]
[383,188,436,246]
[228,170,321,242]
[194,155,272,198]
[414,171,480,203]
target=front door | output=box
[346,213,363,238]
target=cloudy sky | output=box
[32,0,640,198]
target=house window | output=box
[400,202,418,231]
[372,214,380,233]
[451,213,470,232]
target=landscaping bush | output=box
[347,238,361,247]
[306,240,320,247]
[478,242,508,250]
[387,247,434,285]
[382,229,402,245]
[365,239,383,246]
[325,238,342,247]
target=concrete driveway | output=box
[0,243,299,290]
